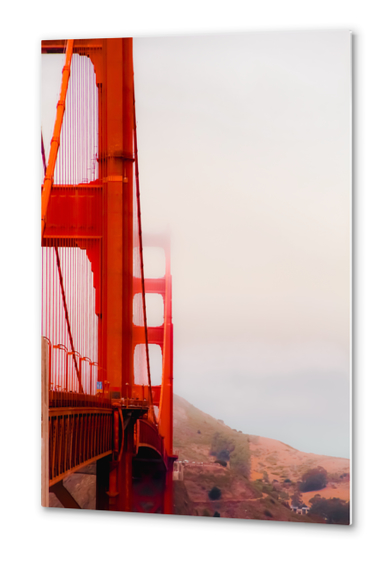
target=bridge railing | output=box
[49,407,113,486]
[49,390,111,409]
[44,338,111,408]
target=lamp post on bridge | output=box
[67,350,81,394]
[52,344,68,391]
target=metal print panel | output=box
[41,31,351,524]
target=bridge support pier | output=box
[96,422,135,511]
[163,462,174,515]
[96,456,111,510]
[132,459,165,514]
[115,426,134,511]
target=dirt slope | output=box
[173,394,350,519]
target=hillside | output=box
[173,394,350,522]
[49,394,350,523]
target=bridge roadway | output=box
[43,339,175,513]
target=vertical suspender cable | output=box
[55,248,83,392]
[42,129,83,392]
[41,39,74,240]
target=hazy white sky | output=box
[133,31,351,457]
[42,30,351,457]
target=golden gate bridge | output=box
[41,38,176,513]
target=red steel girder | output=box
[42,182,102,239]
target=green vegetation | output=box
[309,494,322,504]
[308,498,350,525]
[210,432,234,460]
[262,470,269,482]
[299,467,328,492]
[229,436,250,478]
[208,486,222,500]
[291,491,303,508]
[251,479,283,501]
[252,480,264,496]
[210,431,250,478]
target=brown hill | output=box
[173,394,350,521]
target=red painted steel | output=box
[49,408,113,486]
[42,38,176,512]
[41,40,74,239]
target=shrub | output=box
[309,494,322,505]
[264,510,273,518]
[213,511,221,517]
[208,486,222,500]
[210,432,250,479]
[299,467,328,492]
[308,498,350,525]
[291,492,303,508]
[210,433,234,460]
[229,441,250,478]
[217,449,231,462]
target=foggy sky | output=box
[134,31,351,458]
[42,31,351,457]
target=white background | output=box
[0,0,386,560]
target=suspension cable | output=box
[41,39,74,240]
[41,130,83,393]
[133,85,154,414]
